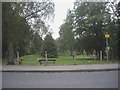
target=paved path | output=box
[2,64,119,72]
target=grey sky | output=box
[51,0,75,39]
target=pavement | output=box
[2,64,120,72]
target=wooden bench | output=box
[37,58,56,65]
[19,58,24,64]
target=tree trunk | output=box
[7,41,15,65]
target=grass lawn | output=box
[2,54,119,65]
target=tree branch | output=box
[24,3,49,19]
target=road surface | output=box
[2,71,118,88]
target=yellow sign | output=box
[105,34,110,38]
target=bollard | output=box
[16,51,20,64]
[73,51,76,65]
[100,51,102,61]
[45,51,48,66]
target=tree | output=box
[20,2,55,36]
[31,32,43,54]
[72,2,119,59]
[77,2,107,54]
[57,1,119,60]
[116,2,120,59]
[41,34,58,58]
[2,2,31,64]
[58,10,75,55]
[2,1,54,65]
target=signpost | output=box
[105,34,110,61]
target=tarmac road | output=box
[2,71,118,88]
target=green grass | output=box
[20,54,40,65]
[2,58,7,65]
[2,54,40,65]
[2,54,119,66]
[56,55,73,65]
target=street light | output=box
[105,33,110,61]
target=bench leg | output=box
[40,61,42,65]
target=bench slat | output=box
[37,58,56,65]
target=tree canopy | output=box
[2,2,55,64]
[41,33,58,58]
[57,1,119,60]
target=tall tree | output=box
[57,1,119,60]
[72,2,116,59]
[20,1,55,36]
[116,2,120,59]
[2,2,31,64]
[59,10,75,55]
[2,2,54,65]
[30,32,43,54]
[41,33,58,58]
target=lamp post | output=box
[105,34,110,61]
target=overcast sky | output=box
[50,0,75,39]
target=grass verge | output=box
[2,54,119,65]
